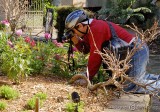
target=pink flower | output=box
[72,47,78,52]
[52,39,58,45]
[30,40,36,47]
[56,43,63,47]
[52,39,63,47]
[15,29,22,36]
[44,33,51,40]
[25,36,31,43]
[1,20,10,27]
[70,54,74,58]
[7,40,14,48]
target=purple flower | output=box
[15,29,22,36]
[72,47,78,52]
[44,33,51,40]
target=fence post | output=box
[45,8,54,36]
[35,97,39,112]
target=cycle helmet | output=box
[65,10,88,31]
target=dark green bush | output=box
[97,0,156,29]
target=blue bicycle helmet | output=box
[65,10,88,31]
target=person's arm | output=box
[87,46,102,80]
[87,24,110,80]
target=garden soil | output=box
[0,75,111,112]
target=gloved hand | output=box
[71,36,79,45]
[72,73,88,86]
[74,78,88,86]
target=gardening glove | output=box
[75,78,87,86]
[74,73,88,86]
[71,36,79,45]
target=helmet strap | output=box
[67,38,75,71]
[75,27,88,35]
[75,19,89,35]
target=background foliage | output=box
[97,0,157,30]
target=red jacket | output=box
[75,19,134,80]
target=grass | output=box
[65,101,84,112]
[0,101,7,111]
[0,85,19,100]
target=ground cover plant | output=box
[0,85,19,100]
[65,100,84,112]
[0,101,7,111]
[26,92,47,110]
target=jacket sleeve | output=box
[87,26,110,80]
[88,46,102,80]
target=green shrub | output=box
[0,35,33,83]
[29,40,68,75]
[0,31,88,81]
[0,101,7,111]
[26,92,47,110]
[65,93,84,112]
[34,92,47,100]
[0,85,19,100]
[50,41,88,78]
[26,98,36,110]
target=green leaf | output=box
[131,13,145,21]
[133,7,152,13]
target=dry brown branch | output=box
[125,21,160,42]
[69,74,121,92]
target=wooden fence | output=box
[24,0,44,29]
